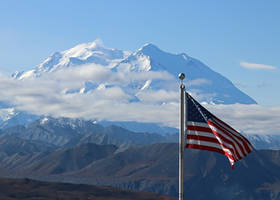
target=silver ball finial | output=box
[178,73,185,80]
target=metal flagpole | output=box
[178,73,185,200]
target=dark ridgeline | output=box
[0,118,279,199]
[0,177,176,200]
[2,117,171,148]
[0,142,279,199]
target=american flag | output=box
[185,92,254,168]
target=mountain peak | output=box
[138,43,162,55]
[69,39,105,52]
[141,43,159,49]
[62,39,106,59]
[9,39,257,107]
[14,39,129,80]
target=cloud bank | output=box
[0,65,177,127]
[205,104,280,135]
[0,64,279,135]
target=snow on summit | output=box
[13,39,130,80]
[11,39,256,105]
[0,39,264,133]
[3,39,280,137]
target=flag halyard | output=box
[185,92,253,168]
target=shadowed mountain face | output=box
[2,117,279,151]
[0,177,176,200]
[0,118,280,199]
[2,117,170,149]
[27,143,117,175]
[65,143,280,200]
[0,134,56,170]
[0,141,279,199]
[0,134,55,155]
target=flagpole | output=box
[179,73,185,200]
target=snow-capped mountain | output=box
[244,134,280,150]
[116,43,256,104]
[12,39,130,80]
[0,109,38,129]
[12,39,256,104]
[0,39,257,130]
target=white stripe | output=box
[208,123,244,159]
[188,120,252,153]
[213,118,243,137]
[187,120,242,159]
[210,119,252,154]
[212,118,245,143]
[187,139,235,162]
[187,130,237,160]
[187,130,235,150]
[187,121,209,128]
[187,120,246,159]
[212,118,253,152]
[187,130,216,138]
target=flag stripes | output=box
[185,92,253,168]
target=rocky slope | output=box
[0,177,175,200]
[0,142,279,199]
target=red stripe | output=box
[187,135,219,144]
[213,117,253,151]
[185,92,253,167]
[186,144,235,166]
[187,134,238,161]
[213,117,252,148]
[211,119,252,155]
[187,123,243,160]
[214,117,250,143]
[205,121,243,160]
[209,120,247,159]
[208,120,247,157]
[187,123,242,159]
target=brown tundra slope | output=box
[0,177,176,200]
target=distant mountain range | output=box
[0,117,279,199]
[1,117,279,150]
[1,117,174,149]
[0,139,279,199]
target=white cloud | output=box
[0,67,280,135]
[205,104,280,135]
[240,61,277,70]
[51,64,174,86]
[0,66,178,127]
[136,90,178,103]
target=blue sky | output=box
[0,0,279,105]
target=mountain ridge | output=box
[0,142,279,199]
[1,117,279,150]
[11,39,256,104]
[0,177,176,200]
